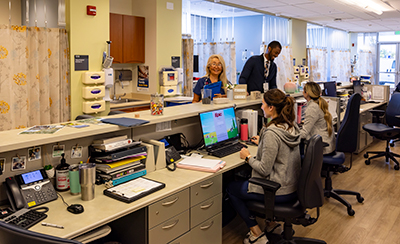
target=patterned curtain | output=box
[307,48,327,82]
[0,25,70,131]
[330,50,351,83]
[182,37,194,96]
[193,41,236,84]
[357,50,375,83]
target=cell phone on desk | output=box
[4,169,57,211]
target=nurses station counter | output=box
[0,98,262,244]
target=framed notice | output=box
[137,65,149,92]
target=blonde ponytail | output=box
[317,97,333,136]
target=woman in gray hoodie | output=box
[227,89,301,244]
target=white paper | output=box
[372,86,384,100]
[178,157,222,169]
[326,98,338,120]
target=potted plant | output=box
[226,83,236,100]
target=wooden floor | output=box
[222,139,400,244]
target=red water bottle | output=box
[240,118,248,141]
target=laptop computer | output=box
[199,107,246,158]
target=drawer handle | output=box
[200,220,214,230]
[162,197,179,206]
[200,201,214,209]
[162,219,179,229]
[200,181,214,188]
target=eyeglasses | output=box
[211,63,222,67]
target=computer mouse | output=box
[67,204,84,214]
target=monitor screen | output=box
[199,107,239,148]
[323,81,337,97]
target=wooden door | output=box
[110,13,123,63]
[123,15,145,63]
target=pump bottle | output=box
[55,153,70,191]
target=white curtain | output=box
[193,42,236,84]
[307,48,327,82]
[0,25,70,131]
[330,50,351,83]
[262,15,289,46]
[357,33,377,83]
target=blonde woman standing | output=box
[192,54,229,103]
[301,81,336,155]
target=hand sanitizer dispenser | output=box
[103,68,114,101]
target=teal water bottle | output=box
[69,164,81,195]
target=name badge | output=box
[263,83,269,93]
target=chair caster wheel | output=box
[363,153,368,158]
[357,195,364,203]
[394,165,399,170]
[347,208,355,216]
[390,143,395,147]
[365,160,370,165]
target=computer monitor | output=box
[323,81,337,97]
[199,107,239,149]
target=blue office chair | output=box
[0,220,81,244]
[363,93,400,170]
[322,93,364,216]
[246,135,326,244]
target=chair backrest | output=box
[297,134,324,209]
[386,93,400,127]
[0,221,81,244]
[336,93,361,153]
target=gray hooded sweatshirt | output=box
[248,123,301,196]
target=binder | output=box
[89,145,147,159]
[92,135,128,145]
[91,139,141,151]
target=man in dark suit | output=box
[239,41,282,94]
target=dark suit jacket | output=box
[238,54,277,93]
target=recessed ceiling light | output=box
[334,18,342,22]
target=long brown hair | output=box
[263,89,295,130]
[303,82,333,136]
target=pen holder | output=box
[79,163,96,201]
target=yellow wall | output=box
[289,19,307,66]
[67,0,110,119]
[156,0,182,89]
[0,0,21,25]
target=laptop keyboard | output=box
[211,142,247,158]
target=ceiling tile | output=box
[259,5,320,17]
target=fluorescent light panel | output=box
[337,0,392,15]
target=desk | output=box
[0,98,262,244]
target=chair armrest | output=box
[249,177,281,220]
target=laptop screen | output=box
[199,107,239,148]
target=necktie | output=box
[264,60,270,80]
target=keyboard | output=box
[210,142,247,158]
[2,207,48,229]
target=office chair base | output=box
[364,141,400,170]
[324,189,364,216]
[269,221,326,244]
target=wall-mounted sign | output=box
[74,55,89,71]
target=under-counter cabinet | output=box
[110,13,145,63]
[148,174,222,244]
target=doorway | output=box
[377,43,399,92]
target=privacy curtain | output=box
[182,37,194,96]
[330,50,351,83]
[357,50,375,83]
[0,25,70,131]
[193,41,237,84]
[307,48,327,82]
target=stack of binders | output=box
[89,135,148,186]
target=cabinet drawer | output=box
[149,189,189,229]
[149,210,190,244]
[190,175,222,207]
[168,231,191,244]
[190,212,222,244]
[191,193,222,228]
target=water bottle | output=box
[240,118,248,141]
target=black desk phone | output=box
[4,169,57,210]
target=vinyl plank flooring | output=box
[222,139,400,244]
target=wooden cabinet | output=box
[110,13,145,63]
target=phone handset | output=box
[5,177,26,210]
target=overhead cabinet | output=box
[110,13,145,63]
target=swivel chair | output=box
[363,93,400,170]
[322,93,364,216]
[246,135,326,244]
[0,220,81,244]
